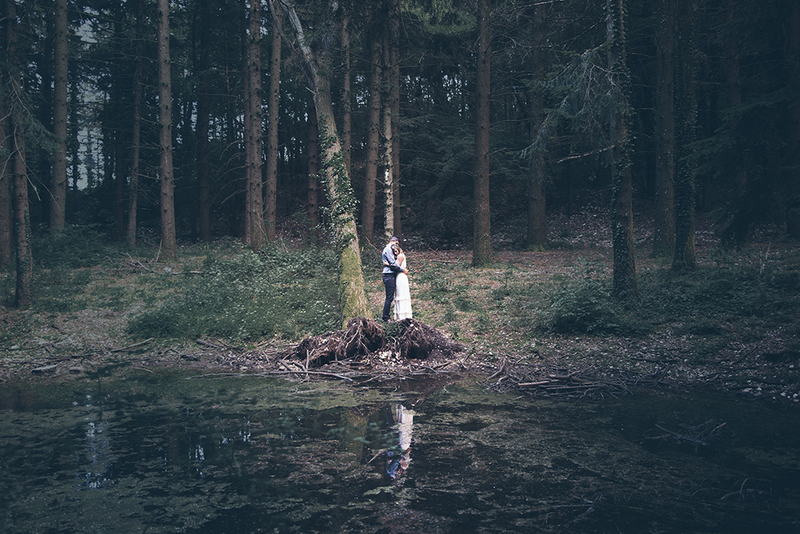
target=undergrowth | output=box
[529,257,800,339]
[127,245,341,341]
[31,225,119,269]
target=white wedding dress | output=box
[394,257,413,320]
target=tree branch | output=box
[268,0,317,89]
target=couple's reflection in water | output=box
[385,403,414,481]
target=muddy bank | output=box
[4,321,799,409]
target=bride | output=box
[391,243,413,320]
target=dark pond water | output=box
[1,370,799,533]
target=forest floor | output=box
[1,206,799,407]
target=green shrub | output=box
[127,245,341,341]
[538,277,635,335]
[636,263,800,325]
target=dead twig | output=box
[257,370,354,381]
[110,338,153,353]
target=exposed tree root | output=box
[278,318,465,370]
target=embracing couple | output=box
[381,236,413,322]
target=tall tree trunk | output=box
[0,73,11,267]
[724,0,745,197]
[50,0,68,230]
[607,0,637,298]
[785,2,800,238]
[527,99,546,248]
[526,3,548,250]
[5,0,33,307]
[157,0,177,259]
[382,31,394,238]
[473,0,492,267]
[12,113,32,308]
[265,3,282,242]
[340,13,352,179]
[389,0,402,241]
[112,14,125,240]
[127,0,144,247]
[672,0,697,271]
[653,0,675,260]
[270,0,370,324]
[69,78,80,191]
[114,107,125,240]
[247,0,265,250]
[196,2,211,242]
[242,1,252,243]
[362,37,381,244]
[307,102,320,229]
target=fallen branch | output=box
[185,369,354,381]
[110,338,153,353]
[256,369,354,381]
[650,424,709,446]
[518,380,552,387]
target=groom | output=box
[381,236,408,322]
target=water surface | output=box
[1,370,799,533]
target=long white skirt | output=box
[394,271,413,320]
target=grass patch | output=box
[453,294,478,312]
[520,259,800,338]
[32,268,93,313]
[127,245,341,341]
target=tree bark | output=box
[69,79,79,191]
[50,0,68,231]
[0,72,11,267]
[724,0,745,198]
[5,0,33,307]
[242,4,252,243]
[526,3,548,250]
[340,13,352,179]
[265,3,282,242]
[12,115,32,308]
[652,0,675,260]
[382,31,394,239]
[473,0,492,267]
[607,0,637,299]
[672,0,697,271]
[785,2,800,238]
[307,102,320,229]
[127,0,144,247]
[194,0,211,242]
[157,0,177,259]
[247,0,265,250]
[362,36,381,244]
[527,137,546,248]
[389,0,402,241]
[270,0,370,324]
[112,13,125,240]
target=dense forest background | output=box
[2,0,799,308]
